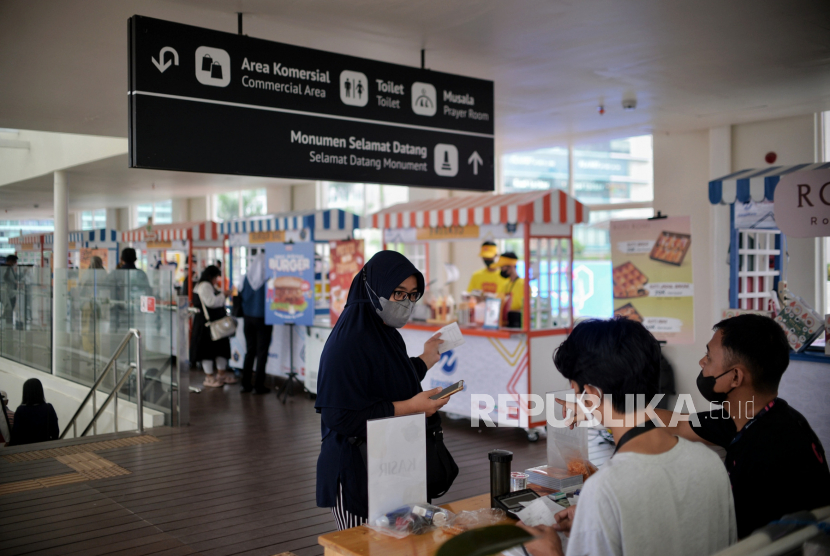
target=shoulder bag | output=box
[199,289,237,341]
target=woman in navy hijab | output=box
[315,250,449,530]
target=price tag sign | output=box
[140,296,156,313]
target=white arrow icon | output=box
[467,151,483,175]
[152,47,179,73]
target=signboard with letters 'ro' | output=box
[774,169,830,238]
[128,16,494,191]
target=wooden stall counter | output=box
[318,485,558,556]
[318,494,503,556]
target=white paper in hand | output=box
[515,496,565,527]
[434,322,465,354]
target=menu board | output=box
[610,216,694,344]
[329,239,364,325]
[264,242,315,326]
[79,248,109,270]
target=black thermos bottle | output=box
[488,449,513,508]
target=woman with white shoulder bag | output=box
[191,265,238,388]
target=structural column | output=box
[53,171,68,269]
[52,171,68,374]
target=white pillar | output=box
[567,142,575,197]
[53,171,68,269]
[52,170,68,375]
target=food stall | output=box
[219,209,361,385]
[121,221,225,299]
[364,190,589,439]
[709,163,830,449]
[10,228,122,269]
[9,233,47,267]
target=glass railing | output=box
[0,265,52,372]
[52,268,176,427]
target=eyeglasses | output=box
[391,290,421,302]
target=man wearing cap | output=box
[466,241,507,296]
[496,251,524,326]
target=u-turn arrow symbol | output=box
[152,47,179,73]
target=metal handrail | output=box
[60,328,144,439]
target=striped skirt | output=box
[331,481,367,531]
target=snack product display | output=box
[649,231,691,266]
[614,303,644,323]
[612,262,649,299]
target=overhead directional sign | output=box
[128,16,495,191]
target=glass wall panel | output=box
[53,267,175,429]
[0,265,52,372]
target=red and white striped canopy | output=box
[9,233,44,245]
[363,190,588,230]
[121,221,222,242]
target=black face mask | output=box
[483,259,495,269]
[696,369,735,404]
[500,269,511,279]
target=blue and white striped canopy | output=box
[708,162,830,205]
[218,209,361,237]
[45,228,120,246]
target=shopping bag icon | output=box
[211,61,223,79]
[201,54,213,71]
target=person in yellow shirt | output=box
[495,251,524,327]
[466,241,507,295]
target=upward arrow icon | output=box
[467,151,483,175]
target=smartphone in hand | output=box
[430,380,464,400]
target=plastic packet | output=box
[365,503,455,539]
[547,412,597,482]
[441,507,506,534]
[774,284,824,352]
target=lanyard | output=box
[613,420,658,455]
[729,398,778,447]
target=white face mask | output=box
[364,279,413,328]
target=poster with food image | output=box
[329,239,364,325]
[610,216,694,344]
[79,248,109,270]
[265,242,315,326]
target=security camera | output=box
[622,98,637,111]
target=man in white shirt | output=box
[522,318,737,556]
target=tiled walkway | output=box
[0,370,613,556]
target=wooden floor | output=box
[0,370,614,556]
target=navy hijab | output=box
[315,250,427,517]
[315,250,426,414]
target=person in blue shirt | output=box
[239,250,272,394]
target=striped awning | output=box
[43,229,120,245]
[363,190,588,229]
[8,233,44,245]
[708,162,830,205]
[218,209,361,236]
[122,221,221,242]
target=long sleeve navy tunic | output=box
[317,356,428,517]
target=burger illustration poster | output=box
[264,242,315,326]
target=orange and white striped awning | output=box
[363,190,588,230]
[121,221,222,243]
[9,233,44,245]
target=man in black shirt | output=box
[656,314,830,539]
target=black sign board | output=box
[128,16,494,191]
